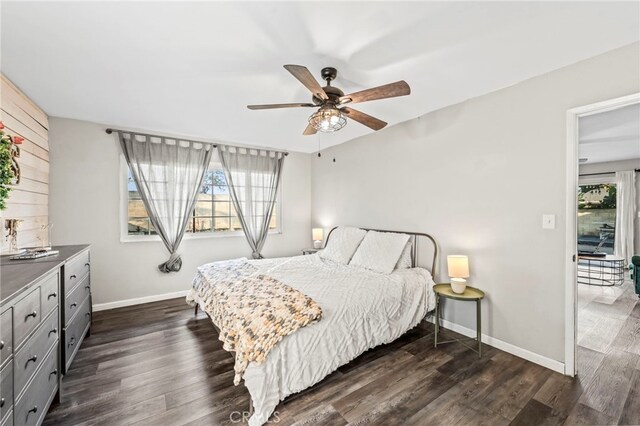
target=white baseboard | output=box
[93,291,564,374]
[429,317,566,374]
[92,290,189,312]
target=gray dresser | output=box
[0,245,91,426]
[60,248,91,372]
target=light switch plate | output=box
[542,214,556,230]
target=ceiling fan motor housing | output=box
[313,67,343,104]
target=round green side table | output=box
[433,283,485,357]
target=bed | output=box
[187,227,438,426]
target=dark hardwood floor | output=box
[44,295,639,425]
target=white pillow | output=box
[395,241,413,269]
[319,226,367,264]
[350,231,410,274]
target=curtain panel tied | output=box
[118,131,213,273]
[217,145,285,259]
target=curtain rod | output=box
[105,128,289,156]
[579,168,639,177]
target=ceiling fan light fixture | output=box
[308,106,347,133]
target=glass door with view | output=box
[578,183,616,255]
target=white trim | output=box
[96,288,564,373]
[120,229,283,244]
[578,174,617,185]
[96,290,560,374]
[565,108,579,377]
[431,318,565,374]
[93,290,189,312]
[564,92,640,377]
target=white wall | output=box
[579,158,640,250]
[310,43,640,364]
[49,118,311,306]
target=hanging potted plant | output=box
[0,121,23,210]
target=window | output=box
[578,183,616,254]
[124,161,280,238]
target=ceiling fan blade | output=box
[247,103,316,110]
[303,123,317,135]
[339,80,410,105]
[341,107,387,131]
[284,65,329,101]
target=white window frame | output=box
[119,155,283,243]
[578,174,616,186]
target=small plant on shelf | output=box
[0,121,24,210]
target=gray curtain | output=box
[119,132,213,272]
[217,146,285,259]
[614,170,636,264]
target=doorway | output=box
[565,94,640,378]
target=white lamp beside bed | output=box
[312,228,324,249]
[447,255,469,294]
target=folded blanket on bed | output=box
[186,258,323,385]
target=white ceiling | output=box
[1,2,639,153]
[579,103,640,164]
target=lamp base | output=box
[451,278,467,294]
[313,240,322,249]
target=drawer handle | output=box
[85,262,90,267]
[50,369,58,377]
[25,310,38,320]
[69,336,76,347]
[26,354,38,365]
[70,274,77,279]
[28,406,38,414]
[48,292,57,300]
[0,397,4,408]
[49,327,58,336]
[70,303,77,309]
[85,285,91,290]
[0,340,4,350]
[86,312,91,318]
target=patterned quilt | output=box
[186,259,323,385]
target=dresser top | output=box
[1,244,90,306]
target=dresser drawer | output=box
[65,274,90,327]
[64,296,91,370]
[40,272,59,321]
[0,308,12,366]
[14,308,59,398]
[64,250,90,293]
[0,362,12,422]
[13,288,41,349]
[14,346,58,426]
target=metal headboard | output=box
[324,227,439,276]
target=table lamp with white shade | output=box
[312,228,324,249]
[447,255,469,294]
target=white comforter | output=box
[193,254,435,426]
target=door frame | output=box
[564,92,640,376]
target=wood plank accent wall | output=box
[0,75,49,253]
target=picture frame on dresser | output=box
[0,245,91,426]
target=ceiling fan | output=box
[247,65,411,135]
